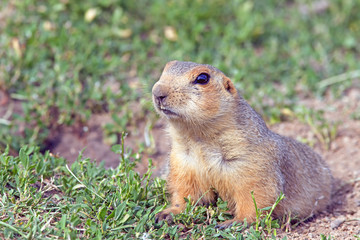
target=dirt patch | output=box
[45,112,170,176]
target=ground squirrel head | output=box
[152,60,238,124]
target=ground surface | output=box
[1,0,360,238]
[3,87,357,239]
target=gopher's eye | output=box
[194,73,210,85]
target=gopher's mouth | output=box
[159,106,178,116]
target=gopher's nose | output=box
[152,84,168,105]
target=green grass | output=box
[1,0,360,150]
[1,144,287,239]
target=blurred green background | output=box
[0,0,359,152]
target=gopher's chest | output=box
[171,139,244,181]
[173,139,217,166]
[170,138,254,204]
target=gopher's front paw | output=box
[155,210,175,224]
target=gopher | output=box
[152,60,332,228]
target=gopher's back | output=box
[271,133,332,218]
[233,99,333,219]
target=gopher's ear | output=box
[223,76,237,95]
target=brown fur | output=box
[152,60,333,227]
